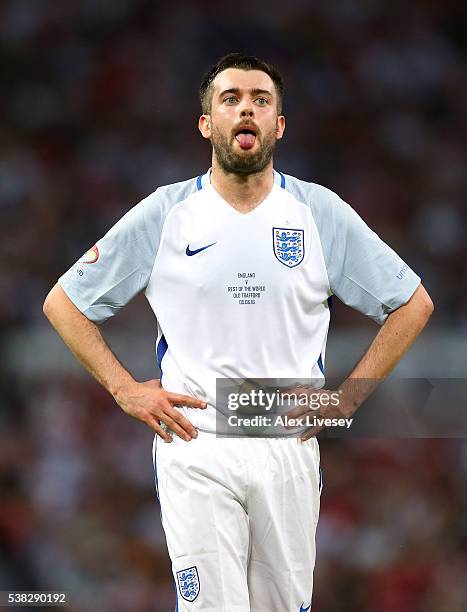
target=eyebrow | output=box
[218,88,273,98]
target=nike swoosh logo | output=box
[186,243,216,256]
[300,605,311,612]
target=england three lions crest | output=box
[273,227,305,268]
[176,566,200,602]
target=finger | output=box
[300,426,322,441]
[167,393,207,409]
[149,419,173,443]
[281,386,306,396]
[165,407,199,439]
[284,404,314,420]
[283,410,312,429]
[155,399,198,439]
[160,412,196,442]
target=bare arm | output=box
[43,283,206,442]
[298,283,434,439]
[339,283,434,406]
[341,283,432,411]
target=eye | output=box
[224,96,238,104]
[255,97,268,106]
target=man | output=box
[43,53,433,611]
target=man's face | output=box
[199,68,285,174]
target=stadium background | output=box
[1,1,466,610]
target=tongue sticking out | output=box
[235,132,256,149]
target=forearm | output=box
[43,283,135,398]
[339,284,434,413]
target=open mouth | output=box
[235,128,257,150]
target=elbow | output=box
[43,285,58,322]
[424,295,434,318]
[418,285,434,321]
[43,292,53,321]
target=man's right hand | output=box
[43,285,206,442]
[115,379,207,442]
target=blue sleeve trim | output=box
[317,354,325,375]
[156,334,168,373]
[279,171,286,189]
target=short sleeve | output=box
[323,190,421,324]
[283,174,421,325]
[58,191,161,323]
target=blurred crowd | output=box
[1,0,466,330]
[317,439,467,612]
[2,379,467,611]
[1,0,467,610]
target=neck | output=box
[210,158,274,214]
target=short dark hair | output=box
[199,53,284,114]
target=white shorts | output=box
[152,432,322,612]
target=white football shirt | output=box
[59,169,420,432]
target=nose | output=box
[239,99,254,118]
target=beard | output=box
[210,123,277,174]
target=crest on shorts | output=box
[273,228,305,268]
[176,566,200,602]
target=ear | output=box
[198,115,212,139]
[276,115,286,140]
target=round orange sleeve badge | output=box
[79,245,99,264]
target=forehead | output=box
[212,68,276,97]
